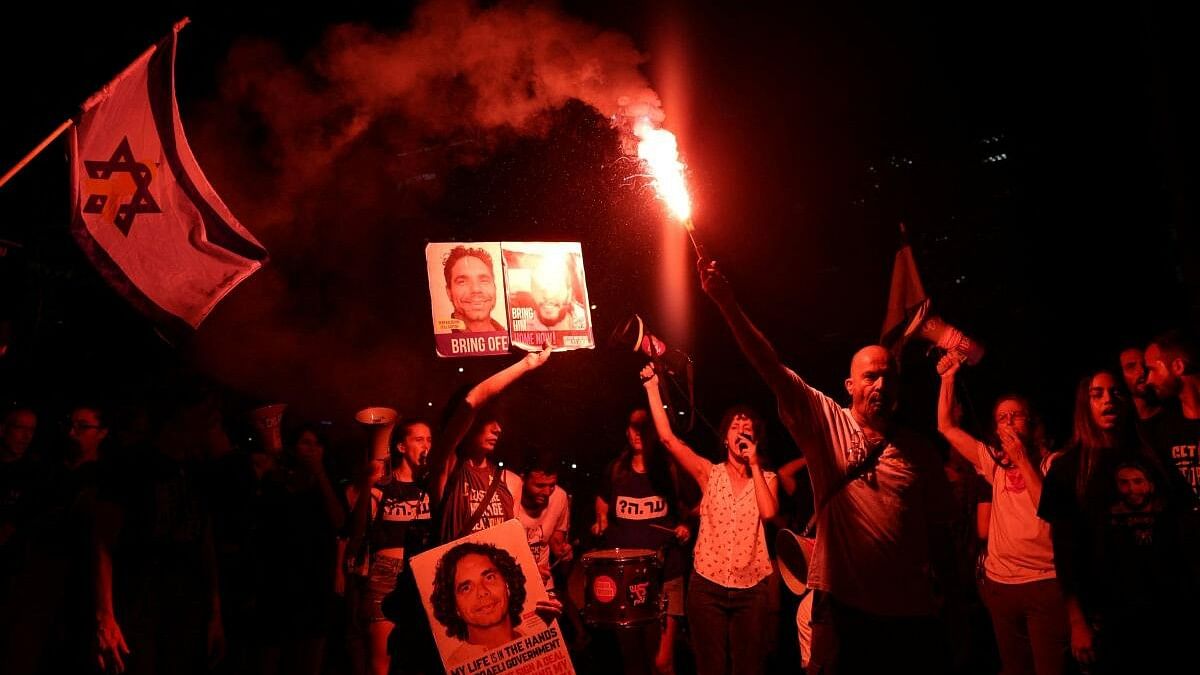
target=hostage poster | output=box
[501,242,594,352]
[409,519,576,675]
[426,242,594,357]
[426,242,512,357]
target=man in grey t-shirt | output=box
[697,257,955,674]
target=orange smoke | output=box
[186,0,683,417]
[201,0,667,230]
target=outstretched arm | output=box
[936,357,983,467]
[428,345,553,501]
[466,344,554,409]
[939,358,1043,506]
[641,365,712,488]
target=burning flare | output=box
[633,118,692,225]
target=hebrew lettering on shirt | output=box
[615,495,668,520]
[382,495,431,521]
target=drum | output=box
[579,548,663,627]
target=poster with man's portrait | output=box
[426,242,512,357]
[502,242,594,352]
[410,519,576,675]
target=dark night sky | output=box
[1,1,1197,478]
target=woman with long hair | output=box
[346,418,435,675]
[1038,369,1194,673]
[639,365,778,675]
[592,408,691,674]
[428,346,553,542]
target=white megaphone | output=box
[902,302,985,374]
[610,314,697,432]
[776,528,815,596]
[355,406,398,463]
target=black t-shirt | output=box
[1039,447,1115,610]
[602,462,685,579]
[253,461,339,603]
[1146,407,1200,502]
[26,460,99,558]
[1040,448,1123,526]
[0,456,40,537]
[1039,445,1200,614]
[205,451,260,608]
[370,475,433,556]
[1099,503,1198,614]
[206,451,339,626]
[98,446,209,602]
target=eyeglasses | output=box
[994,411,1028,424]
[67,421,102,432]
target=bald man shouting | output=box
[698,258,956,675]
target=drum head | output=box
[582,547,655,562]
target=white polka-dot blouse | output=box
[693,463,775,588]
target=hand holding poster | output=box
[409,519,576,675]
[503,242,594,352]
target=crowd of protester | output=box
[2,261,1198,675]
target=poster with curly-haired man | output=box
[410,519,576,675]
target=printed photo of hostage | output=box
[426,242,512,358]
[410,519,576,675]
[502,242,594,352]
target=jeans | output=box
[686,573,773,675]
[808,591,949,675]
[366,555,402,623]
[979,577,1068,675]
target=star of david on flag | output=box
[69,19,267,330]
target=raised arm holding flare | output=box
[697,254,956,674]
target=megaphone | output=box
[355,406,398,464]
[776,528,815,596]
[249,403,287,455]
[609,314,696,432]
[609,314,666,359]
[903,302,984,374]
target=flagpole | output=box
[0,17,190,192]
[0,119,75,190]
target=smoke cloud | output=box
[189,0,672,434]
